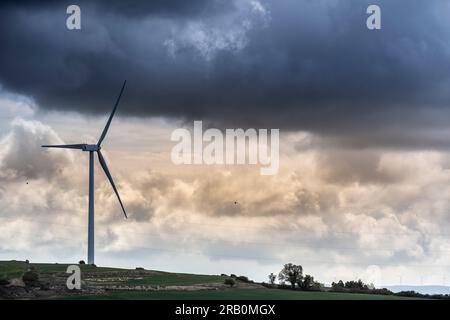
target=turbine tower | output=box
[42,80,128,265]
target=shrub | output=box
[224,278,236,287]
[277,283,292,290]
[331,280,346,292]
[298,274,320,291]
[79,260,86,265]
[236,276,249,283]
[135,267,145,270]
[22,270,39,287]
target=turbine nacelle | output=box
[83,144,100,152]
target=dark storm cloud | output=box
[0,0,229,17]
[1,0,450,148]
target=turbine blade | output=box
[97,80,127,146]
[97,150,128,219]
[42,144,86,150]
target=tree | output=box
[278,263,303,288]
[298,274,315,290]
[268,273,276,285]
[344,279,369,291]
[331,280,345,291]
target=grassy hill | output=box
[1,260,122,278]
[0,260,424,300]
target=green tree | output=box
[299,274,314,290]
[268,273,276,285]
[278,263,303,288]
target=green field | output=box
[58,288,422,300]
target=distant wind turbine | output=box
[42,80,128,265]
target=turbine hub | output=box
[83,144,100,152]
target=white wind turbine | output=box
[42,80,128,265]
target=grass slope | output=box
[0,260,123,280]
[0,261,28,280]
[126,272,224,286]
[0,260,224,287]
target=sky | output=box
[2,0,450,286]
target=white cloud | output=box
[0,118,71,181]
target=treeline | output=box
[332,280,450,299]
[264,263,322,291]
[264,263,450,299]
[331,279,391,295]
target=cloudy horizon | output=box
[2,0,450,287]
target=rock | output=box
[7,278,25,287]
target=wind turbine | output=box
[42,80,128,265]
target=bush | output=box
[79,260,86,265]
[236,276,249,283]
[22,270,39,287]
[224,278,236,287]
[277,283,292,290]
[344,279,368,291]
[135,267,145,270]
[230,274,237,278]
[261,282,276,289]
[396,291,421,298]
[298,274,321,291]
[220,274,228,277]
[372,288,392,295]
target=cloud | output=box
[0,88,36,121]
[0,0,231,18]
[1,0,450,150]
[0,118,71,181]
[2,110,450,283]
[164,0,271,60]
